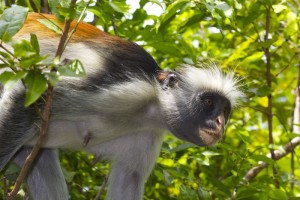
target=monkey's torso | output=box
[0,13,164,165]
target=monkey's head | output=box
[157,66,243,146]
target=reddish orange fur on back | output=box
[17,12,128,45]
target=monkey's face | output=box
[164,91,232,146]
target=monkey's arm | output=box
[98,131,164,200]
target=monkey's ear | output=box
[156,71,178,90]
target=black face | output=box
[169,91,231,146]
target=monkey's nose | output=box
[216,115,225,127]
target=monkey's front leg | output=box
[108,162,145,200]
[13,148,68,200]
[103,131,164,200]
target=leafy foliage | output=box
[0,0,300,199]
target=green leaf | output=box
[250,155,274,165]
[202,151,220,156]
[109,1,130,13]
[0,21,9,39]
[12,39,36,58]
[0,71,26,90]
[150,42,182,57]
[257,38,278,48]
[140,0,163,8]
[157,0,190,31]
[45,71,60,86]
[162,170,173,184]
[24,70,47,107]
[30,33,40,54]
[169,143,194,152]
[256,85,272,97]
[178,13,207,33]
[236,188,261,199]
[196,156,210,166]
[62,167,77,182]
[48,0,62,20]
[268,188,287,199]
[198,188,211,200]
[58,6,77,20]
[0,5,28,41]
[12,37,47,68]
[58,59,86,77]
[236,131,252,144]
[0,71,14,84]
[19,55,48,69]
[153,170,164,180]
[159,158,174,167]
[272,5,287,13]
[37,19,63,34]
[0,50,14,65]
[3,163,20,181]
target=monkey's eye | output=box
[204,97,213,106]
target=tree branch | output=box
[290,60,300,189]
[94,175,109,200]
[7,1,77,199]
[264,4,280,188]
[7,85,54,200]
[244,137,300,182]
[29,0,38,12]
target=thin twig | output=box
[244,137,300,181]
[0,57,10,66]
[92,154,102,166]
[55,18,73,58]
[40,0,50,14]
[7,85,54,200]
[112,13,119,36]
[94,175,109,200]
[63,0,93,52]
[275,52,298,77]
[0,44,18,59]
[28,0,38,12]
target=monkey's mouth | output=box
[198,128,223,146]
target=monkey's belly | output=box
[26,120,84,149]
[25,116,159,150]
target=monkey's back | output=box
[18,13,161,88]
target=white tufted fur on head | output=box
[177,65,244,107]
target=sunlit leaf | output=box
[0,5,28,41]
[109,1,130,13]
[157,0,190,31]
[24,70,47,106]
[0,71,26,90]
[250,155,274,165]
[256,85,272,97]
[150,42,182,57]
[58,59,86,77]
[30,33,40,54]
[37,19,63,34]
[12,40,36,58]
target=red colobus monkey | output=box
[0,13,242,200]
